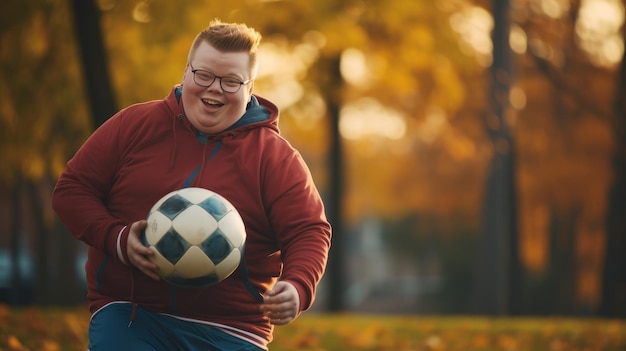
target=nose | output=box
[205,77,224,92]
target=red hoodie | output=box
[52,85,331,348]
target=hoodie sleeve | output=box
[52,110,130,263]
[263,148,332,312]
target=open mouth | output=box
[201,98,224,108]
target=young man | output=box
[53,19,331,350]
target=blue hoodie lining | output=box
[227,95,270,130]
[182,141,222,188]
[175,85,183,103]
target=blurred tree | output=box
[545,206,579,314]
[0,0,91,305]
[236,0,479,311]
[317,54,346,311]
[601,10,626,318]
[514,0,620,315]
[47,0,120,306]
[473,0,521,316]
[71,0,117,128]
[251,0,352,311]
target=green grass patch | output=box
[1,305,624,350]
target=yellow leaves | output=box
[279,329,322,349]
[7,335,25,350]
[471,333,489,347]
[347,324,394,349]
[40,340,60,351]
[0,309,625,351]
[7,337,60,351]
[430,57,466,112]
[321,17,368,55]
[22,153,45,181]
[0,306,91,351]
[496,334,520,351]
[63,313,89,348]
[424,334,445,350]
[277,315,626,351]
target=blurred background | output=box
[0,0,625,319]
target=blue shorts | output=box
[88,303,264,351]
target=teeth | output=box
[202,99,221,105]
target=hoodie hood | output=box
[165,85,280,139]
[163,84,281,179]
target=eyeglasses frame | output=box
[188,62,252,93]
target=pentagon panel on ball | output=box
[142,187,246,288]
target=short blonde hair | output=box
[188,19,262,74]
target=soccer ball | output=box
[142,187,246,288]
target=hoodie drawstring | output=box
[169,114,184,170]
[128,270,137,327]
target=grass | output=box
[1,304,625,350]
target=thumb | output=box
[130,220,147,235]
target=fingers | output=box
[127,220,161,281]
[132,249,161,281]
[265,310,296,325]
[260,301,297,325]
[260,281,300,325]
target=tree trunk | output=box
[7,178,25,305]
[600,12,626,317]
[31,181,53,305]
[40,0,117,305]
[70,0,117,128]
[546,206,578,314]
[473,0,521,315]
[318,54,347,311]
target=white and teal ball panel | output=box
[142,187,246,288]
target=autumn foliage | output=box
[0,304,625,351]
[1,0,626,318]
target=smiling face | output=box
[181,42,254,135]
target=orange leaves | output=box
[40,340,61,351]
[7,335,25,350]
[471,333,490,348]
[6,336,61,351]
[0,305,90,351]
[424,335,445,350]
[270,315,626,351]
[278,329,322,349]
[1,307,626,351]
[63,313,89,347]
[346,324,394,349]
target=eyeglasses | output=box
[188,63,252,93]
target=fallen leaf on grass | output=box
[7,335,26,351]
[41,340,60,351]
[348,324,392,348]
[64,313,88,346]
[471,334,490,348]
[283,329,322,349]
[424,334,445,351]
[497,334,519,351]
[550,337,569,351]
